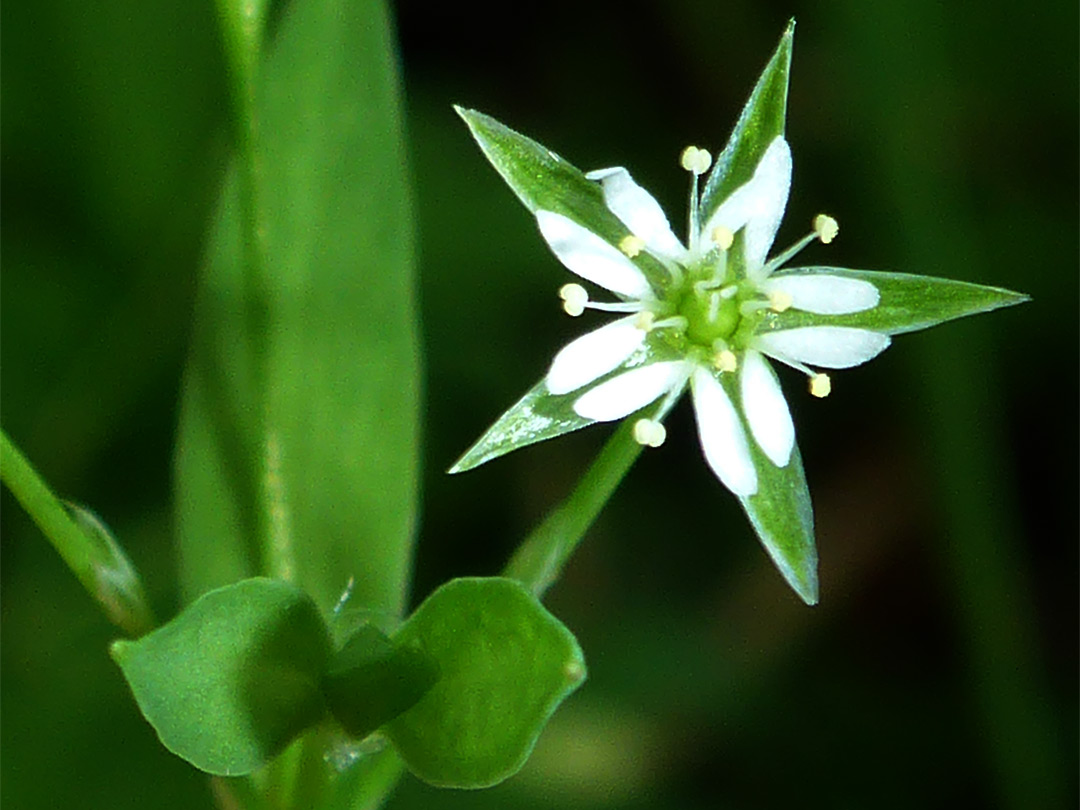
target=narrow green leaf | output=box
[719,374,818,605]
[177,0,420,617]
[323,624,439,741]
[455,107,670,286]
[385,578,586,789]
[0,429,155,636]
[111,578,332,776]
[765,268,1029,335]
[700,20,794,222]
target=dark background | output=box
[2,1,1076,808]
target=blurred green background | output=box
[2,0,1076,808]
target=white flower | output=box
[533,136,887,497]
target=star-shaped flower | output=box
[449,24,1026,603]
[534,135,887,498]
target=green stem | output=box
[504,420,644,597]
[325,748,406,810]
[0,429,155,636]
[213,0,294,583]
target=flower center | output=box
[677,282,742,347]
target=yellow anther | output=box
[559,283,588,317]
[814,214,839,244]
[809,373,832,398]
[619,234,646,258]
[680,145,713,175]
[710,225,734,251]
[633,311,656,332]
[768,290,794,312]
[713,349,738,373]
[633,418,667,448]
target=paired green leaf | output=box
[111,578,332,776]
[176,0,420,617]
[323,624,439,740]
[385,578,586,788]
[767,268,1029,335]
[701,19,794,221]
[718,372,818,605]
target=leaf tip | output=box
[109,638,132,664]
[562,654,587,688]
[788,564,819,606]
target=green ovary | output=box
[678,286,742,348]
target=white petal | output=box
[702,136,792,270]
[756,327,891,369]
[740,350,794,467]
[536,210,652,299]
[572,361,688,422]
[763,274,879,315]
[546,317,646,395]
[585,167,688,262]
[691,367,757,497]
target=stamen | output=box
[768,290,794,312]
[633,311,656,332]
[760,232,816,278]
[633,418,667,448]
[652,315,688,332]
[814,214,839,244]
[619,234,646,258]
[719,285,738,299]
[739,299,771,317]
[681,146,712,256]
[809,373,832,398]
[679,146,713,175]
[713,349,738,373]
[710,225,734,251]
[559,283,588,316]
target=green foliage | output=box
[323,624,440,741]
[386,578,586,789]
[768,268,1030,335]
[111,579,331,776]
[176,0,420,617]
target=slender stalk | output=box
[212,0,294,582]
[0,429,155,636]
[504,420,644,597]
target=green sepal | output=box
[451,339,684,473]
[701,20,794,222]
[718,371,818,605]
[385,577,586,789]
[454,106,671,287]
[449,377,595,473]
[322,624,440,740]
[111,578,332,776]
[765,268,1029,335]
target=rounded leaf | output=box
[323,624,439,740]
[111,578,332,775]
[385,577,586,788]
